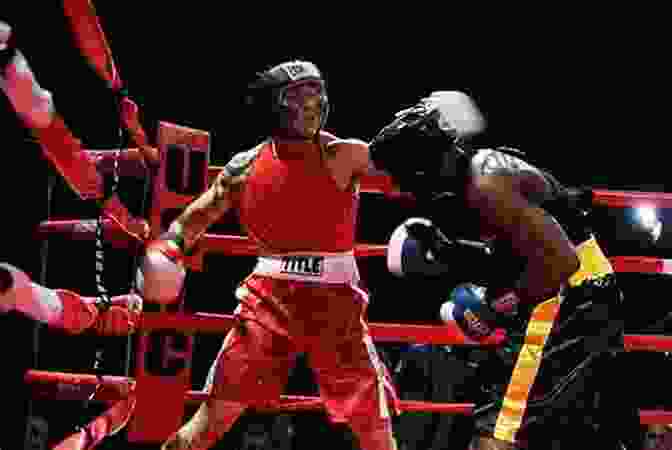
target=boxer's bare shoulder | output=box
[471,148,537,177]
[470,148,554,206]
[221,141,265,179]
[322,135,370,189]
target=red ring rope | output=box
[31,132,672,446]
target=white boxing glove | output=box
[136,226,187,305]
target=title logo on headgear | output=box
[280,61,321,82]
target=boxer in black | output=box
[373,92,640,449]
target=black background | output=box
[2,3,672,449]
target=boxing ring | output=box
[6,3,672,447]
[25,122,672,448]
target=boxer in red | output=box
[145,60,400,450]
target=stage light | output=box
[636,206,663,243]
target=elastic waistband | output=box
[252,252,359,284]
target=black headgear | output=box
[369,99,473,200]
[245,60,329,138]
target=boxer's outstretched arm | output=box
[172,147,257,252]
[172,172,238,252]
[466,174,580,305]
[138,169,240,304]
[323,137,386,186]
[343,138,384,178]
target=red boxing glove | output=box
[441,283,498,343]
[59,291,141,336]
[92,294,142,336]
[487,289,520,317]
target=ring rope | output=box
[34,184,672,445]
[13,3,670,446]
[32,221,672,276]
[25,17,672,438]
[22,365,672,424]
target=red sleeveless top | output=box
[237,140,358,253]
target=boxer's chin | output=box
[299,116,321,139]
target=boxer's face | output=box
[280,79,325,139]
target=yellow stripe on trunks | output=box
[493,235,613,443]
[568,236,613,287]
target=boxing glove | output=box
[58,290,142,335]
[136,225,187,305]
[387,217,492,279]
[440,283,499,342]
[388,217,454,277]
[486,288,520,318]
